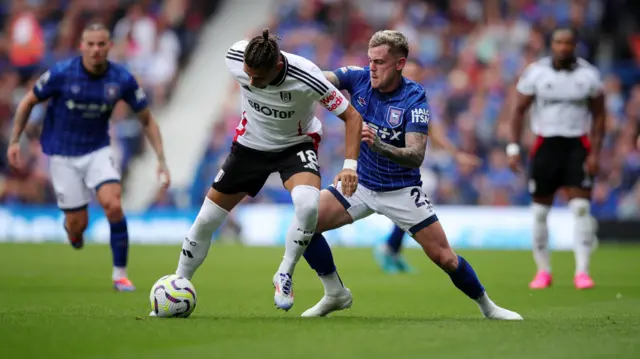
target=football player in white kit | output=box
[170,29,363,311]
[507,28,606,290]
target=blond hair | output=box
[368,30,409,58]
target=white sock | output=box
[532,202,551,273]
[319,271,345,296]
[277,185,320,276]
[475,292,497,315]
[176,197,228,279]
[112,266,127,281]
[569,198,594,275]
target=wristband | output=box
[343,159,357,171]
[506,143,520,157]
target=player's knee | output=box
[102,198,124,222]
[435,248,458,272]
[65,212,88,234]
[291,185,320,230]
[532,202,550,223]
[568,198,590,218]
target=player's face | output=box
[551,30,576,62]
[244,61,283,89]
[80,30,112,67]
[368,45,405,91]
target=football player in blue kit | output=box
[6,23,170,291]
[373,59,482,274]
[290,30,521,319]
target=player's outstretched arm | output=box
[6,91,40,168]
[333,104,363,196]
[137,108,170,188]
[363,127,427,168]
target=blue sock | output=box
[110,218,129,268]
[386,225,405,254]
[447,255,485,300]
[303,233,336,276]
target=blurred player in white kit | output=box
[507,28,605,290]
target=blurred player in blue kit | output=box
[6,23,170,291]
[287,30,521,319]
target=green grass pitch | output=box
[0,242,639,359]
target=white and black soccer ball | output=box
[149,274,197,318]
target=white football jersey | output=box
[225,40,349,151]
[516,57,603,137]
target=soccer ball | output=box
[149,274,197,318]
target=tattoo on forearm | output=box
[372,132,427,168]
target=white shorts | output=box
[327,182,438,236]
[49,146,121,210]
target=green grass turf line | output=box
[0,243,638,359]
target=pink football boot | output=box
[529,270,552,289]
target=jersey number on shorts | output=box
[410,187,430,208]
[296,150,319,171]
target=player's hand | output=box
[361,124,380,150]
[333,168,358,197]
[508,154,523,174]
[6,142,21,170]
[584,153,599,177]
[454,152,482,168]
[157,161,171,190]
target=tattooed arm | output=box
[362,127,428,168]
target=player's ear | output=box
[275,61,284,73]
[396,57,406,71]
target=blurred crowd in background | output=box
[192,0,640,220]
[2,0,640,220]
[0,0,219,206]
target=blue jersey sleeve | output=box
[32,67,64,101]
[333,65,366,93]
[404,93,431,135]
[121,73,149,112]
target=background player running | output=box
[291,30,521,320]
[507,28,605,290]
[373,59,482,274]
[172,29,363,312]
[6,23,170,292]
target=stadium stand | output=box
[0,0,220,205]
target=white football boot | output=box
[301,288,352,317]
[273,273,294,311]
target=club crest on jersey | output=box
[386,106,404,128]
[70,85,81,94]
[280,91,291,103]
[357,96,366,107]
[104,83,120,100]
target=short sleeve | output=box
[302,64,349,116]
[588,69,604,98]
[121,73,148,112]
[333,65,365,93]
[33,67,64,101]
[225,40,248,77]
[515,64,538,96]
[404,94,431,135]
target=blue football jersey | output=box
[33,56,148,156]
[334,65,431,191]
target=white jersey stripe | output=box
[289,65,328,93]
[288,72,325,96]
